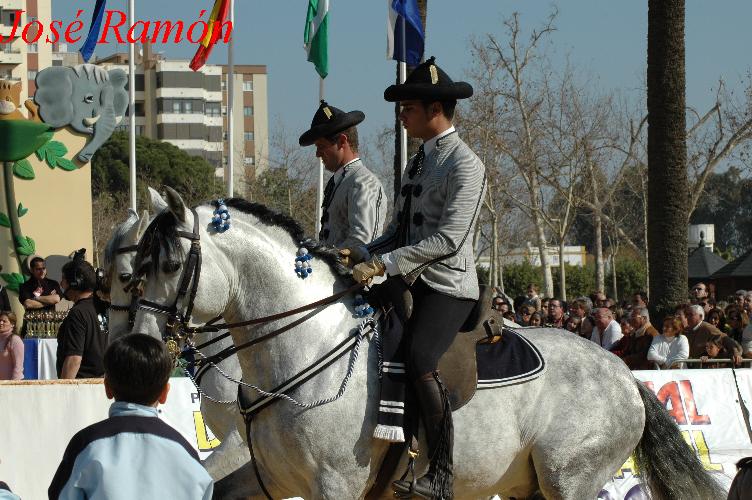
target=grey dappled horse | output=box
[102,189,250,481]
[129,187,723,500]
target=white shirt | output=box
[647,334,690,369]
[590,320,623,350]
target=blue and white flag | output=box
[386,0,424,66]
[80,0,107,62]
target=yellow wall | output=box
[0,128,93,314]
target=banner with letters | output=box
[598,369,752,499]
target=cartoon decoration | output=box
[34,64,129,163]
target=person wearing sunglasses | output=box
[690,282,709,303]
[18,256,63,314]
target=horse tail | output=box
[633,381,725,500]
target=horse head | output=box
[104,187,167,341]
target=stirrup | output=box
[392,442,419,496]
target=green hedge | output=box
[479,258,647,302]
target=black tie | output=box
[408,145,425,179]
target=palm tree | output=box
[647,0,688,318]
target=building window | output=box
[244,132,254,141]
[244,157,254,165]
[243,106,253,117]
[221,105,227,115]
[206,102,220,116]
[28,43,38,53]
[184,101,193,113]
[243,80,253,92]
[221,79,226,90]
[27,71,37,80]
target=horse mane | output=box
[218,198,351,278]
[103,211,139,268]
[134,198,351,278]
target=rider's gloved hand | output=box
[339,246,370,268]
[352,256,385,284]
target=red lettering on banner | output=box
[679,380,711,425]
[655,382,687,424]
[99,10,127,44]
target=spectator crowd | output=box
[493,282,751,369]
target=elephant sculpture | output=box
[34,64,128,163]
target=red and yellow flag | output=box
[189,0,231,71]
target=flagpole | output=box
[128,0,137,211]
[316,77,324,237]
[226,0,235,198]
[399,15,407,177]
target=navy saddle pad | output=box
[476,328,545,389]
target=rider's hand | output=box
[339,246,370,268]
[353,257,385,284]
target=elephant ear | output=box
[34,67,75,128]
[108,69,129,118]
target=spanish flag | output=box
[189,0,231,71]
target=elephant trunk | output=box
[77,85,119,163]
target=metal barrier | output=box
[652,358,752,369]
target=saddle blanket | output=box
[476,328,546,389]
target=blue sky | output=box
[52,1,752,149]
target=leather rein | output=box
[125,207,364,363]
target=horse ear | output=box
[136,210,150,239]
[148,186,167,214]
[164,186,188,223]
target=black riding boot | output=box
[393,372,454,499]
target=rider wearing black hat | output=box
[341,57,487,499]
[300,101,386,247]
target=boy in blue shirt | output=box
[49,334,214,500]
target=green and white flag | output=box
[304,0,329,78]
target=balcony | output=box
[0,49,22,65]
[2,0,25,10]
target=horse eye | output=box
[84,94,94,103]
[118,273,132,283]
[162,261,181,274]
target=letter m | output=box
[151,20,184,44]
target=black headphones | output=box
[65,249,93,291]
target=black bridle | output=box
[107,244,140,330]
[128,208,202,358]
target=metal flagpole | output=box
[128,0,137,211]
[315,77,324,237]
[226,0,235,198]
[399,15,407,177]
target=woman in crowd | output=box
[726,308,748,344]
[647,315,689,369]
[528,311,544,327]
[564,315,581,335]
[700,337,738,369]
[517,304,534,326]
[706,308,729,334]
[619,314,634,337]
[0,311,23,380]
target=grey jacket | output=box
[367,132,486,300]
[320,160,386,248]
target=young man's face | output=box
[691,283,708,299]
[31,260,46,280]
[314,136,344,173]
[398,100,432,139]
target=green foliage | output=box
[0,213,9,228]
[13,159,34,179]
[0,272,25,293]
[17,203,27,218]
[491,258,647,302]
[92,132,222,206]
[248,167,318,235]
[14,235,35,256]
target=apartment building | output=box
[55,42,268,197]
[0,0,52,103]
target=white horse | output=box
[129,187,724,500]
[102,189,250,482]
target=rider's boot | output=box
[393,372,453,499]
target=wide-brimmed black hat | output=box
[384,56,473,102]
[299,101,365,146]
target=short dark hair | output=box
[104,334,173,405]
[61,260,97,291]
[634,291,649,303]
[30,256,45,269]
[421,99,457,120]
[327,126,359,152]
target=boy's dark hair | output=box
[104,334,172,405]
[327,125,359,152]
